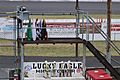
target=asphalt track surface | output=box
[0,1,120,17]
[0,56,120,68]
[0,56,120,79]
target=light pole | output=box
[75,0,79,61]
[106,0,112,64]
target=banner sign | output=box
[0,18,15,39]
[0,18,14,32]
[24,61,83,79]
[46,22,76,37]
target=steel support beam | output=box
[84,40,120,80]
[106,0,112,63]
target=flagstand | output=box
[16,6,88,80]
[16,6,29,80]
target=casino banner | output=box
[46,22,76,37]
[24,61,83,79]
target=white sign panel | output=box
[0,18,15,39]
[46,22,76,37]
[24,61,83,79]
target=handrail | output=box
[30,12,75,16]
[84,15,120,56]
[99,51,120,65]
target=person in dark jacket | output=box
[41,19,48,40]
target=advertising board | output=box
[24,61,83,79]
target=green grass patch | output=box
[0,39,120,56]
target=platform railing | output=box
[84,15,120,56]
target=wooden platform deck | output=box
[19,38,84,44]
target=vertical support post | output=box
[20,43,24,80]
[16,11,22,80]
[106,0,111,63]
[75,0,79,61]
[75,11,79,61]
[76,10,79,37]
[16,6,29,80]
[82,15,84,40]
[13,17,17,64]
[83,13,89,76]
[92,23,94,43]
[17,18,21,65]
[86,13,89,41]
[83,43,86,76]
[75,44,78,61]
[82,15,86,76]
[20,21,24,80]
[75,0,79,10]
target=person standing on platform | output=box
[35,18,41,40]
[27,19,32,41]
[41,19,48,40]
[32,19,37,41]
